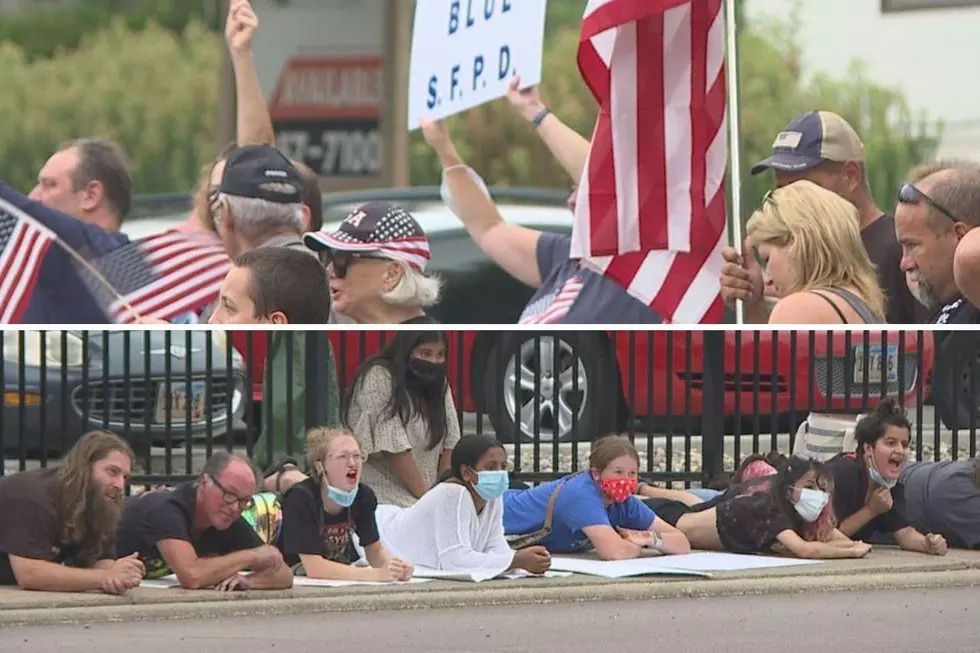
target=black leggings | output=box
[643,498,694,527]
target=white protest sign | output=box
[407,0,548,129]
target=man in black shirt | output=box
[0,430,144,593]
[721,110,924,323]
[116,452,293,590]
[895,162,980,324]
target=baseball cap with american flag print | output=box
[303,201,431,273]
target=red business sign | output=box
[270,57,383,177]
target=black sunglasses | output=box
[329,252,391,279]
[898,182,958,222]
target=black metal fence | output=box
[1,329,977,489]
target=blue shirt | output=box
[502,472,656,553]
[0,184,125,324]
[518,233,662,324]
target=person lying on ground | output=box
[731,180,886,324]
[375,435,550,578]
[646,456,872,559]
[900,456,980,550]
[272,427,413,582]
[825,399,948,556]
[503,435,690,560]
[115,452,293,590]
[0,430,144,593]
[340,331,459,506]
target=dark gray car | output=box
[1,330,246,456]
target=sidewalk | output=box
[3,548,980,627]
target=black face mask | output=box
[407,357,446,389]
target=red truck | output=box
[230,330,936,442]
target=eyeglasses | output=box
[898,182,958,222]
[207,474,253,510]
[329,252,391,279]
[328,451,364,463]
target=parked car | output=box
[2,331,247,456]
[125,186,573,324]
[232,329,937,443]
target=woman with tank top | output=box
[743,180,886,324]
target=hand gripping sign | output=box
[407,0,548,129]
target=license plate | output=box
[852,345,899,385]
[154,381,206,423]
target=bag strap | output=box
[540,473,575,532]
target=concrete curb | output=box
[4,568,980,627]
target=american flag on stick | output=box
[0,196,57,324]
[83,230,232,323]
[570,0,729,324]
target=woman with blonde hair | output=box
[745,180,886,324]
[254,427,414,582]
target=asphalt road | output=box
[4,587,974,652]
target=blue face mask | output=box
[472,470,509,501]
[327,484,359,508]
[868,464,898,490]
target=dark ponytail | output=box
[853,397,911,456]
[434,435,504,487]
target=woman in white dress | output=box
[376,435,551,577]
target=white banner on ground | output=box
[549,552,823,578]
[412,567,572,583]
[407,0,548,129]
[139,574,434,589]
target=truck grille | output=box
[73,377,234,427]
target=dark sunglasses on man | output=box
[328,251,392,279]
[897,182,959,222]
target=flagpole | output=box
[724,0,745,325]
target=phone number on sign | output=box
[276,127,382,177]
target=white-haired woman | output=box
[742,180,886,324]
[304,201,442,324]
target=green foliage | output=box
[410,1,942,229]
[0,18,223,196]
[0,0,224,61]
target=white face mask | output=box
[793,487,829,522]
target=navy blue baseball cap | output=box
[751,111,866,176]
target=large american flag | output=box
[0,197,57,324]
[570,0,728,324]
[83,231,231,323]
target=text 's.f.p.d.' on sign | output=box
[407,0,547,129]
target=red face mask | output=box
[598,476,638,503]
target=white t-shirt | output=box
[377,483,514,575]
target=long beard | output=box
[78,484,125,559]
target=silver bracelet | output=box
[649,529,664,550]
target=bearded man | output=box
[0,430,145,594]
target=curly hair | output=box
[57,430,134,564]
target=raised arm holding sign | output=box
[407,0,547,129]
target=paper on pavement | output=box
[411,567,572,583]
[139,574,433,589]
[640,551,823,572]
[549,551,823,578]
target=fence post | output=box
[700,331,726,486]
[305,332,331,428]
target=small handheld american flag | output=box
[83,230,232,324]
[0,197,57,324]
